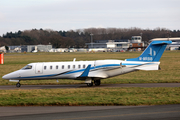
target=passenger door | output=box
[35,63,43,74]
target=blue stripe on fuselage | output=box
[14,63,150,79]
[11,74,57,79]
[15,64,120,79]
[63,64,120,75]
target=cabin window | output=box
[73,65,75,69]
[68,65,70,69]
[44,66,46,70]
[83,65,86,68]
[56,65,58,69]
[62,65,64,69]
[78,65,81,69]
[50,66,52,69]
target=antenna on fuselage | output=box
[73,58,76,62]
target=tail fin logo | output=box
[154,50,156,56]
[138,47,156,61]
[149,47,156,56]
[149,47,152,56]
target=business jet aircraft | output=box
[2,40,172,87]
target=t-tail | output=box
[126,40,172,62]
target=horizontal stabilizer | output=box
[152,41,172,45]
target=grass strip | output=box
[0,87,180,106]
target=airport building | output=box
[128,36,145,51]
[86,36,145,52]
[8,44,52,53]
[86,39,130,52]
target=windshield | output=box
[21,65,32,70]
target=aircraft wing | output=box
[75,64,108,80]
[79,65,91,77]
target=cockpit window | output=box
[21,65,32,70]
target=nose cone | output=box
[2,71,21,80]
[2,74,8,79]
[2,74,11,80]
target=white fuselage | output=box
[2,59,160,81]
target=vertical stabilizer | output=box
[126,41,172,62]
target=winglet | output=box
[79,65,91,77]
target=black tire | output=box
[94,80,101,86]
[87,82,93,87]
[16,82,21,88]
[159,65,161,70]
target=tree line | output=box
[0,27,180,48]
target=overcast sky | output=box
[0,0,179,36]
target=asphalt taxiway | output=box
[0,83,180,90]
[0,105,180,120]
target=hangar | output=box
[8,44,52,53]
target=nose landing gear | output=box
[16,82,21,88]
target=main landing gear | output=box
[16,82,21,88]
[86,80,101,87]
[94,80,101,86]
[87,82,93,87]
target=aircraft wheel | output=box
[94,80,101,86]
[159,65,161,70]
[16,82,21,88]
[87,82,93,87]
